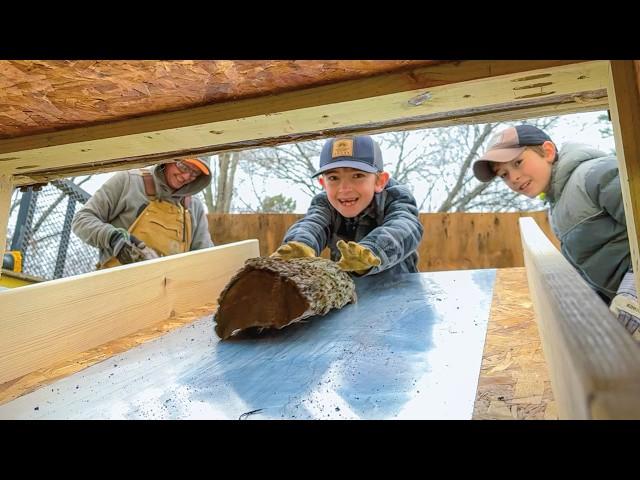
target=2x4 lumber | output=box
[0,174,12,279]
[362,94,607,134]
[0,239,259,385]
[0,60,608,186]
[10,95,608,188]
[607,61,640,309]
[519,217,640,419]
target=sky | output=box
[78,109,616,213]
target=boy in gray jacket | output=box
[72,158,214,269]
[472,124,638,337]
[273,135,424,276]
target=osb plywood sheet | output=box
[0,60,437,139]
[473,268,558,420]
[0,302,218,406]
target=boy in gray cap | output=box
[272,135,424,276]
[472,124,638,338]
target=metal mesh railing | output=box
[5,180,209,282]
[6,180,98,281]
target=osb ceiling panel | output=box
[0,60,439,139]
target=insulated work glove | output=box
[271,241,316,260]
[109,228,159,265]
[336,240,381,274]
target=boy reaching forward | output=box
[472,124,638,338]
[272,135,424,276]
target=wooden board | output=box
[519,217,640,419]
[473,268,557,420]
[0,174,11,277]
[608,61,640,312]
[0,61,608,186]
[0,303,217,406]
[208,211,560,271]
[0,240,259,385]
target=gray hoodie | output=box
[546,143,630,301]
[72,161,214,264]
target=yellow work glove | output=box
[271,241,316,260]
[336,240,381,274]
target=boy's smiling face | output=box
[319,167,389,218]
[492,142,556,198]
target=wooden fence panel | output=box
[208,211,560,271]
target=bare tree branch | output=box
[231,113,597,214]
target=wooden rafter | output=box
[608,60,640,304]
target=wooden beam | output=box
[10,96,608,188]
[0,60,608,186]
[608,61,640,305]
[356,91,606,134]
[0,240,259,385]
[519,217,640,419]
[0,174,12,279]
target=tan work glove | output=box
[271,241,316,260]
[138,244,160,261]
[110,228,159,264]
[336,240,381,274]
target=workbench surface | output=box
[0,269,496,419]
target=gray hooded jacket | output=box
[72,161,214,264]
[546,143,630,301]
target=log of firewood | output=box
[214,256,357,340]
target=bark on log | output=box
[214,256,357,340]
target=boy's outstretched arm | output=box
[277,194,333,256]
[357,184,424,275]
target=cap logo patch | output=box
[332,139,354,158]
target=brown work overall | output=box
[100,170,192,269]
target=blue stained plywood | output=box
[0,269,496,419]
